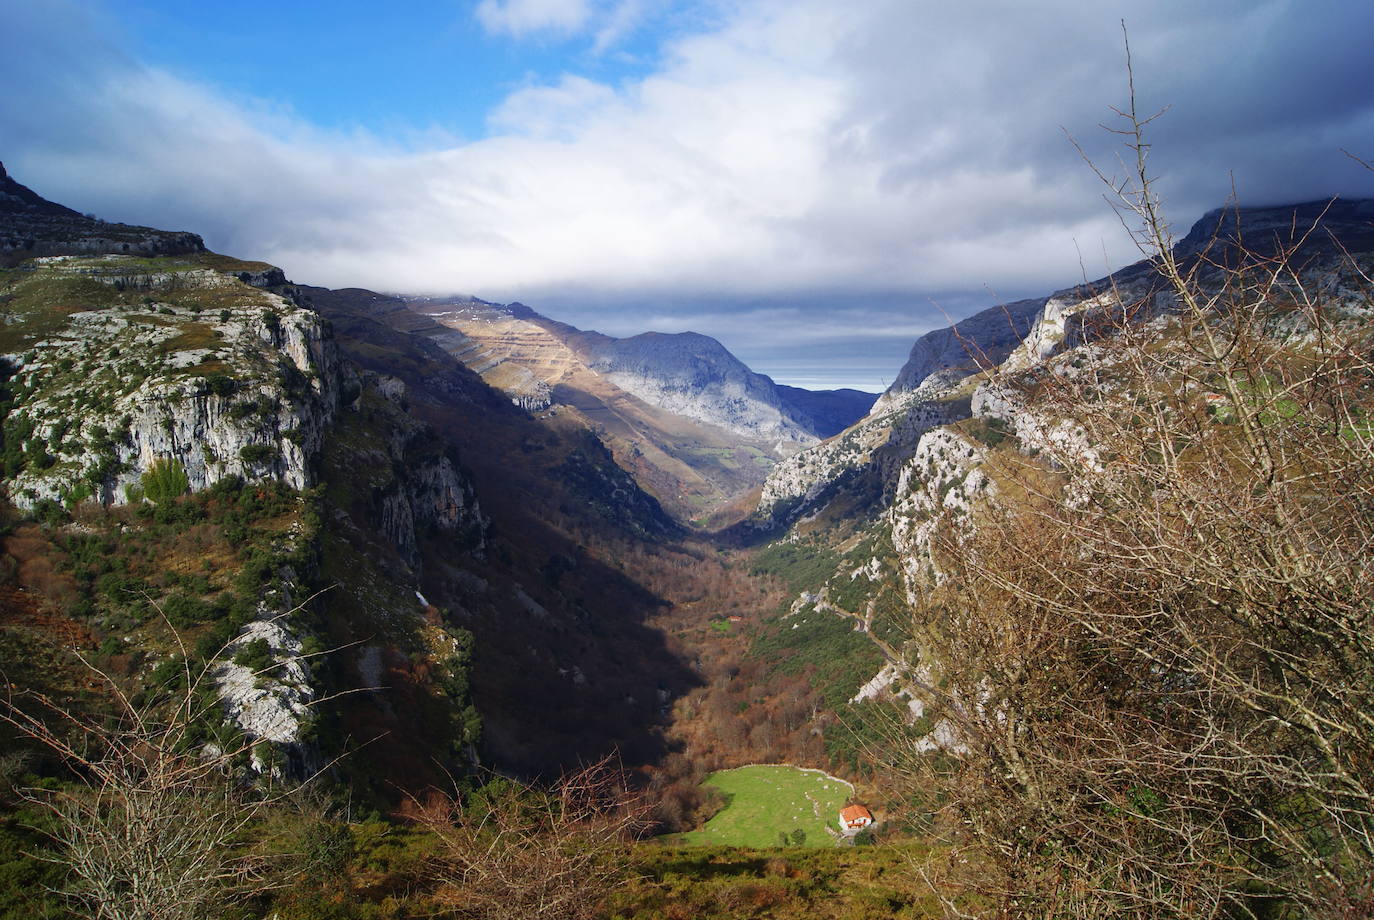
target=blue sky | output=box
[116,0,680,143]
[5,0,1374,390]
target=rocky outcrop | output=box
[2,256,338,509]
[377,438,486,568]
[328,370,488,572]
[754,387,970,526]
[887,427,990,582]
[215,599,319,779]
[871,298,1044,414]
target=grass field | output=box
[677,765,855,848]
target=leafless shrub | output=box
[0,616,308,920]
[415,756,648,920]
[893,41,1374,920]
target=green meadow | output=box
[677,764,854,848]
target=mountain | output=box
[0,169,703,795]
[873,198,1374,415]
[566,327,853,442]
[773,384,883,438]
[402,296,875,522]
[752,198,1374,530]
[739,194,1374,741]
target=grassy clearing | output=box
[677,765,854,848]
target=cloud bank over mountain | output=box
[3,0,1373,388]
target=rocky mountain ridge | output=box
[404,296,875,522]
[573,329,824,442]
[0,161,205,266]
[753,198,1374,530]
[414,297,876,442]
[747,197,1374,770]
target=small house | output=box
[838,804,874,834]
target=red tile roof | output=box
[840,804,873,826]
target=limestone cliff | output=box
[1,254,338,509]
[753,390,970,526]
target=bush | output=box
[141,458,189,504]
[161,591,214,629]
[232,637,274,673]
[238,444,276,467]
[416,758,646,920]
[1,649,286,920]
[203,373,236,397]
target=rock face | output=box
[871,298,1043,414]
[573,329,879,442]
[887,426,990,580]
[1,255,338,509]
[575,330,818,442]
[362,372,488,569]
[754,391,969,524]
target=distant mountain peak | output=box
[876,197,1374,411]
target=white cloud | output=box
[592,0,647,54]
[475,0,594,37]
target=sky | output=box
[4,1,1374,391]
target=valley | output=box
[2,156,1373,920]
